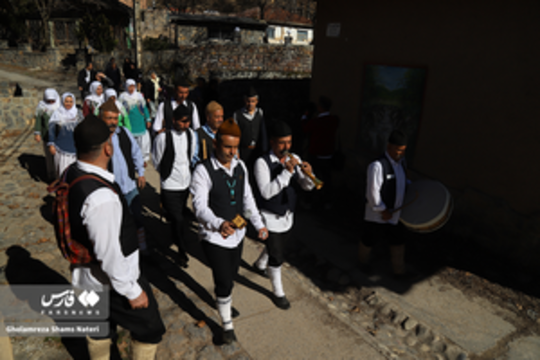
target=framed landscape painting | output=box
[358,64,427,165]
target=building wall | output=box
[95,43,313,80]
[311,0,540,271]
[266,26,313,45]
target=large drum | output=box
[399,179,453,233]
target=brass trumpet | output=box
[283,151,324,190]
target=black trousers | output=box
[361,220,407,247]
[266,230,291,267]
[161,188,189,256]
[202,240,244,298]
[92,277,165,344]
[128,194,144,230]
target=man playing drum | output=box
[359,130,413,281]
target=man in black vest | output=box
[190,118,268,344]
[153,79,200,134]
[252,121,316,309]
[196,100,224,161]
[233,87,268,168]
[360,130,411,280]
[99,99,149,255]
[152,104,198,268]
[77,61,97,100]
[70,115,165,359]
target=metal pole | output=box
[133,0,142,70]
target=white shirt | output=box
[152,128,197,191]
[71,161,142,300]
[190,155,265,248]
[254,151,314,232]
[364,152,406,225]
[153,99,200,132]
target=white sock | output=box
[255,248,269,270]
[268,266,285,297]
[216,296,233,330]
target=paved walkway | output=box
[0,130,386,359]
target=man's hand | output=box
[146,122,151,129]
[34,134,41,143]
[78,86,83,91]
[381,209,392,221]
[301,161,312,175]
[49,145,56,156]
[258,227,269,241]
[284,156,299,173]
[137,176,146,189]
[220,221,236,238]
[129,290,149,309]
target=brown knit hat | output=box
[217,118,241,138]
[100,98,120,114]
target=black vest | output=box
[256,154,298,216]
[234,108,263,148]
[109,127,136,180]
[202,159,245,222]
[378,155,406,210]
[196,127,214,161]
[66,164,139,259]
[159,129,193,181]
[164,99,195,131]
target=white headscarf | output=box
[36,88,60,115]
[104,88,126,113]
[85,81,104,105]
[49,93,80,129]
[120,79,144,108]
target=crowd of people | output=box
[33,60,413,358]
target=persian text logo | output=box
[41,289,101,308]
[41,289,76,308]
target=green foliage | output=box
[0,0,32,42]
[143,36,171,51]
[79,13,117,52]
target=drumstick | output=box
[390,191,419,214]
[202,139,207,160]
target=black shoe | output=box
[251,263,268,278]
[177,253,189,268]
[222,329,237,345]
[232,307,240,318]
[273,295,291,310]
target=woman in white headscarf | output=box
[95,88,132,131]
[83,81,104,117]
[34,88,60,180]
[119,79,151,162]
[47,93,83,178]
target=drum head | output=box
[400,179,452,233]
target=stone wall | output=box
[95,43,313,81]
[0,48,62,71]
[0,82,39,131]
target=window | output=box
[208,26,235,41]
[266,27,276,39]
[297,30,308,42]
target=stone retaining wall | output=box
[0,49,62,71]
[0,82,39,130]
[94,43,313,81]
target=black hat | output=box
[246,86,258,98]
[388,130,408,146]
[173,103,190,120]
[74,114,110,154]
[175,78,190,88]
[270,120,292,138]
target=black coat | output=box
[77,68,97,91]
